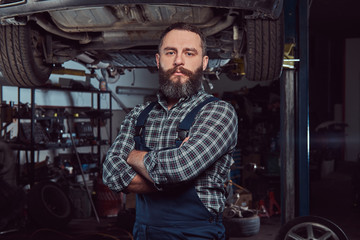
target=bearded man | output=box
[103,22,238,240]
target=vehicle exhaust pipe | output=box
[30,15,91,44]
[202,10,239,36]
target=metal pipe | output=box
[67,118,100,223]
[202,10,239,36]
[31,15,92,44]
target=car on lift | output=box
[0,0,284,87]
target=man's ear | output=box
[155,53,160,69]
[202,55,209,71]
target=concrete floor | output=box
[1,169,358,240]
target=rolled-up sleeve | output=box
[143,100,238,187]
[102,105,144,192]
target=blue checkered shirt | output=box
[103,90,238,214]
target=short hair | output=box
[158,22,207,56]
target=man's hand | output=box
[127,150,153,182]
[180,137,190,147]
[127,137,189,191]
[124,174,157,194]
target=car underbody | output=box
[0,0,284,86]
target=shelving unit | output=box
[3,86,112,186]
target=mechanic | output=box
[103,22,238,239]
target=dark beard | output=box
[158,65,203,99]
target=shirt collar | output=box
[157,88,206,110]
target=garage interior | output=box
[1,0,360,239]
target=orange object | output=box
[257,199,270,218]
[268,191,281,216]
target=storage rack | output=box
[7,86,112,186]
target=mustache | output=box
[167,66,193,76]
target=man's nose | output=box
[174,53,184,66]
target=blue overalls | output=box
[133,97,225,240]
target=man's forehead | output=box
[161,29,202,49]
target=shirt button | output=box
[209,216,213,223]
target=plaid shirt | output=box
[103,90,238,214]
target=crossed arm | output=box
[125,150,154,193]
[125,137,190,193]
[103,101,237,194]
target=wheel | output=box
[28,181,73,228]
[275,216,349,240]
[244,13,284,81]
[0,23,53,87]
[223,212,260,238]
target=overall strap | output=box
[134,97,218,150]
[134,101,157,151]
[175,96,218,147]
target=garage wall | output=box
[106,69,159,110]
[207,75,273,97]
[2,61,160,110]
[345,38,360,162]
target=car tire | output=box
[27,181,73,229]
[275,215,349,240]
[245,13,284,81]
[223,213,260,238]
[0,23,53,87]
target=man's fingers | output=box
[180,137,190,147]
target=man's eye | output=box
[186,52,194,56]
[165,51,175,55]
